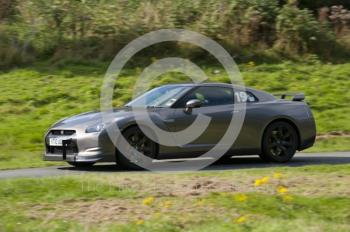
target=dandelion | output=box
[234,194,248,202]
[261,176,269,183]
[234,215,247,224]
[135,219,144,225]
[162,200,172,208]
[143,196,155,206]
[273,171,283,179]
[277,185,288,194]
[254,176,269,186]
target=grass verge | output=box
[0,164,349,231]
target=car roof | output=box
[162,83,276,101]
[163,82,248,89]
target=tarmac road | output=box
[0,152,349,179]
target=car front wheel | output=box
[116,126,158,170]
[260,121,298,163]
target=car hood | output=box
[52,107,133,128]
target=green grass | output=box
[0,177,136,203]
[202,195,350,232]
[0,165,349,231]
[0,176,136,232]
[306,137,350,153]
[0,62,349,169]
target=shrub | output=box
[275,4,335,55]
[0,0,349,67]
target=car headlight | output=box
[85,123,105,133]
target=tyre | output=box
[67,162,95,168]
[260,121,298,163]
[116,126,157,170]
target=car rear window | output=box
[234,91,258,103]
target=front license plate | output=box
[49,137,69,146]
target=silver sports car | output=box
[43,83,316,168]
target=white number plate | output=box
[49,137,70,146]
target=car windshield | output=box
[126,85,191,107]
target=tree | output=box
[299,0,350,11]
[275,3,322,54]
[0,0,17,21]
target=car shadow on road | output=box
[57,154,350,172]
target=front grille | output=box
[47,145,78,155]
[50,130,76,135]
[46,140,78,155]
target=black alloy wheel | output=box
[116,126,157,169]
[260,121,298,163]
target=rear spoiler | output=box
[274,93,305,101]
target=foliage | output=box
[225,0,280,47]
[0,0,349,68]
[275,4,321,54]
[299,0,350,10]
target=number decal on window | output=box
[235,91,256,103]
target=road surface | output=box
[0,152,349,179]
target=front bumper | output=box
[43,128,115,163]
[43,151,104,162]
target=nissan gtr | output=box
[43,83,316,169]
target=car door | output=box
[169,86,235,156]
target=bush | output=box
[275,4,322,55]
[0,0,349,67]
[225,0,280,47]
[0,24,36,68]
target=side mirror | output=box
[185,99,202,113]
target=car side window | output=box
[234,91,258,103]
[175,86,234,108]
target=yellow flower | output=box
[277,185,288,194]
[162,200,172,208]
[254,179,262,186]
[235,215,247,224]
[234,194,248,202]
[282,195,293,202]
[143,196,155,206]
[261,176,269,183]
[254,176,269,186]
[273,172,283,179]
[135,219,144,225]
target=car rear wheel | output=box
[116,126,157,170]
[67,162,95,168]
[260,121,298,163]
